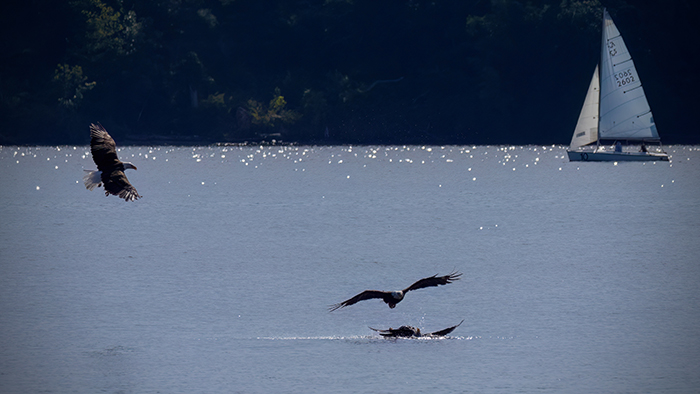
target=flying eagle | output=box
[329,271,462,312]
[370,320,464,338]
[83,123,141,202]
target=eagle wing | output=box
[368,326,391,336]
[90,123,122,172]
[369,326,416,337]
[329,290,389,312]
[403,271,462,292]
[428,319,464,337]
[103,170,141,202]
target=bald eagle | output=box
[83,123,141,202]
[370,320,464,338]
[329,271,462,312]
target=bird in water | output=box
[83,123,141,202]
[370,320,464,338]
[329,271,461,312]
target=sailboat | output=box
[567,8,669,162]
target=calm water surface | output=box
[1,144,699,393]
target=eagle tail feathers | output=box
[83,170,102,191]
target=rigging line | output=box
[613,59,633,67]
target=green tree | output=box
[53,64,96,110]
[247,88,301,129]
[78,0,143,58]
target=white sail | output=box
[567,8,668,162]
[570,66,600,149]
[598,8,658,141]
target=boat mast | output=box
[595,64,602,151]
[596,8,605,152]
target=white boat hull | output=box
[567,150,669,162]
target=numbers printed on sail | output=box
[614,69,636,87]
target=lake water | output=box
[1,144,699,393]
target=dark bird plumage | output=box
[83,123,141,202]
[370,320,464,338]
[329,271,462,312]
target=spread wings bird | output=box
[329,271,461,312]
[83,123,141,202]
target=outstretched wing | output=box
[368,326,410,337]
[329,290,389,312]
[90,123,121,172]
[403,271,462,292]
[104,170,141,202]
[428,319,464,337]
[368,326,390,335]
[369,325,421,338]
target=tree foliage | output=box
[0,0,697,145]
[53,64,97,110]
[247,88,301,129]
[80,0,143,57]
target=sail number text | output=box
[614,69,636,87]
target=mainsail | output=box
[570,66,600,149]
[598,8,658,141]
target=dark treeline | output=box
[1,0,698,145]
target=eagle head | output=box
[390,291,404,300]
